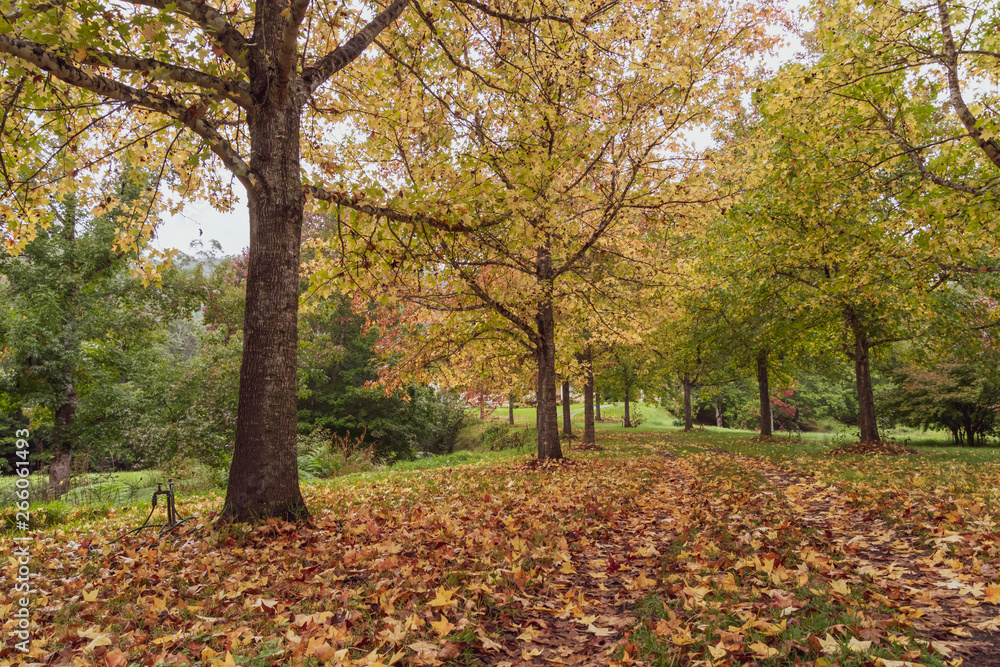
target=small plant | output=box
[297,428,378,479]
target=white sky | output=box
[154,192,249,257]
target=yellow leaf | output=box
[84,635,112,652]
[587,624,616,638]
[429,586,458,608]
[517,626,543,642]
[82,589,99,602]
[830,579,850,596]
[847,637,872,652]
[708,641,727,659]
[749,641,777,658]
[984,583,1000,604]
[430,615,455,637]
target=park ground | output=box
[2,404,1000,667]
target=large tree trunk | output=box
[49,386,76,499]
[222,99,308,521]
[562,381,572,438]
[846,309,880,444]
[535,245,562,460]
[757,350,772,436]
[682,380,694,431]
[583,347,595,445]
[623,385,632,428]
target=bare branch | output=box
[0,33,254,188]
[299,0,410,98]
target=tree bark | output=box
[757,350,772,437]
[846,308,880,445]
[562,381,572,437]
[595,390,602,422]
[535,301,562,459]
[715,399,723,427]
[623,385,632,428]
[682,380,694,431]
[509,394,515,425]
[582,347,595,445]
[534,242,562,459]
[49,385,77,499]
[222,96,307,521]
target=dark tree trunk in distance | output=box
[509,394,515,425]
[846,309,880,444]
[757,350,772,437]
[562,381,572,437]
[49,386,77,498]
[583,348,595,444]
[682,380,694,431]
[623,385,632,428]
[595,391,602,422]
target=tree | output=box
[882,358,1000,446]
[0,192,194,495]
[1,0,603,519]
[308,0,783,458]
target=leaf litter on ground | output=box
[1,430,998,667]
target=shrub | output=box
[477,424,527,451]
[297,429,378,480]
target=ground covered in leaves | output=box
[3,431,1000,667]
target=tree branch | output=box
[299,0,411,98]
[0,33,254,189]
[125,0,250,71]
[937,0,1000,171]
[451,0,573,25]
[81,51,252,107]
[276,0,310,104]
[305,183,475,231]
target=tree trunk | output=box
[846,309,880,444]
[683,380,694,431]
[623,385,632,428]
[583,347,595,445]
[535,244,562,459]
[49,385,77,499]
[715,399,723,427]
[509,394,515,425]
[562,381,572,438]
[757,350,772,437]
[222,99,307,521]
[595,391,602,422]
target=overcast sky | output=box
[153,193,249,257]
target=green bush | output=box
[477,424,527,451]
[297,429,379,480]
